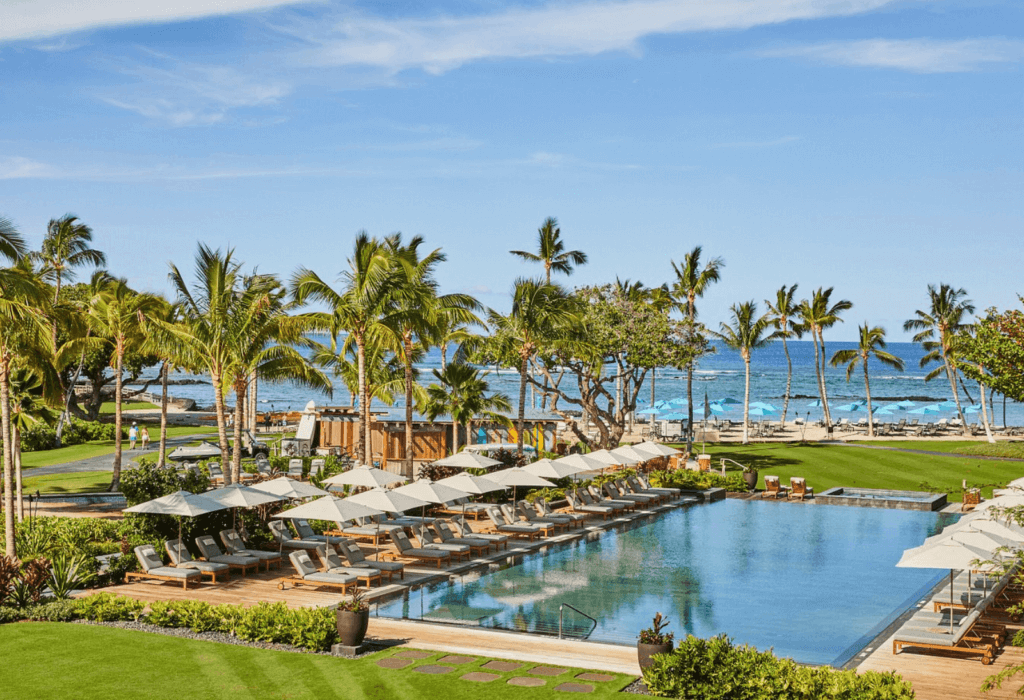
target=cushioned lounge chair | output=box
[390,530,452,568]
[432,520,493,555]
[292,519,335,544]
[287,459,304,479]
[284,551,358,593]
[128,544,201,590]
[338,540,405,581]
[534,498,588,526]
[219,529,283,571]
[632,475,679,499]
[500,504,558,534]
[450,515,508,549]
[331,518,403,546]
[893,608,1001,664]
[195,536,260,576]
[584,486,635,512]
[517,500,576,529]
[268,520,323,551]
[565,490,616,519]
[314,544,382,587]
[616,478,666,504]
[603,482,656,506]
[761,476,788,499]
[165,539,230,582]
[414,524,472,561]
[788,477,814,500]
[485,507,544,540]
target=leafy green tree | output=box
[671,246,724,452]
[422,363,512,453]
[9,368,59,521]
[797,288,852,430]
[711,301,776,444]
[510,217,588,284]
[956,303,1024,441]
[765,284,802,425]
[904,284,975,436]
[829,324,904,438]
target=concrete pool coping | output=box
[816,486,948,511]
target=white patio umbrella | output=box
[324,466,409,490]
[609,446,649,465]
[344,488,431,561]
[432,451,503,470]
[586,449,629,468]
[205,484,285,531]
[124,490,229,546]
[960,512,1024,540]
[522,458,589,480]
[1005,477,1024,491]
[632,441,681,458]
[552,453,606,475]
[490,467,555,503]
[897,539,993,631]
[273,494,383,545]
[436,473,507,496]
[251,477,328,500]
[975,495,1024,515]
[394,480,471,517]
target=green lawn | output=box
[851,440,1024,460]
[684,442,1024,501]
[21,470,112,494]
[22,424,215,469]
[99,401,160,413]
[0,623,632,700]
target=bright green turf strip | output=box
[99,401,160,413]
[21,425,215,469]
[675,443,1024,501]
[851,440,1024,460]
[21,470,112,494]
[0,624,632,700]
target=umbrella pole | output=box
[950,570,954,632]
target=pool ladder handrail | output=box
[719,457,746,476]
[558,603,597,640]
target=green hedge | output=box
[14,420,127,453]
[643,635,914,700]
[648,469,747,492]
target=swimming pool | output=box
[375,500,959,666]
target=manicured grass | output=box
[0,623,632,700]
[21,471,111,494]
[22,425,216,469]
[683,442,1024,501]
[99,401,160,413]
[853,440,1024,460]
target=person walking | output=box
[128,422,139,450]
[140,426,150,450]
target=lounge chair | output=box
[893,607,1001,664]
[390,530,452,568]
[292,519,335,544]
[284,551,358,593]
[591,485,640,510]
[414,524,472,561]
[268,520,323,551]
[337,539,405,581]
[616,478,666,504]
[309,458,326,478]
[165,539,230,582]
[485,507,545,540]
[578,488,629,514]
[330,517,404,546]
[194,536,260,576]
[534,498,588,526]
[314,544,382,587]
[500,504,560,534]
[207,462,225,486]
[632,475,679,499]
[788,477,813,501]
[517,500,577,529]
[433,520,494,554]
[287,459,304,479]
[565,489,617,519]
[761,476,788,499]
[450,515,509,550]
[219,529,283,571]
[127,544,202,589]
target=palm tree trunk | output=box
[55,349,87,448]
[157,361,169,468]
[211,369,232,485]
[403,336,414,479]
[818,332,833,428]
[978,380,995,443]
[517,353,528,456]
[1,355,15,556]
[14,426,24,523]
[232,383,245,483]
[781,335,792,425]
[249,373,258,434]
[742,356,751,444]
[863,358,874,438]
[686,302,695,453]
[109,347,124,491]
[452,419,460,454]
[810,330,826,430]
[942,353,968,436]
[440,343,447,373]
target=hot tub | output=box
[815,487,947,511]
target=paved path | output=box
[27,433,219,477]
[824,441,1024,463]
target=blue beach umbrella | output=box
[880,403,908,412]
[896,400,916,408]
[668,398,689,407]
[707,404,728,415]
[909,405,941,415]
[747,407,777,417]
[749,402,778,411]
[836,403,865,412]
[658,412,688,421]
[636,407,663,415]
[654,400,672,409]
[717,397,743,405]
[936,401,959,410]
[964,404,981,414]
[806,400,823,408]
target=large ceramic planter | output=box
[637,641,673,670]
[336,608,369,647]
[742,471,758,491]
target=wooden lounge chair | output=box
[292,519,337,544]
[484,507,544,540]
[617,478,667,504]
[500,504,559,534]
[413,524,472,561]
[893,608,1001,664]
[584,486,635,512]
[282,551,358,593]
[338,540,404,581]
[329,517,404,546]
[165,539,230,582]
[309,458,326,478]
[219,529,283,571]
[631,475,679,499]
[287,459,304,479]
[390,530,452,568]
[788,477,813,500]
[432,520,493,555]
[450,515,509,550]
[268,520,323,551]
[534,498,588,527]
[314,544,382,587]
[761,476,788,499]
[565,490,616,519]
[194,536,260,576]
[603,481,657,506]
[517,500,576,529]
[127,544,202,590]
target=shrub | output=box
[75,593,146,622]
[147,600,222,633]
[26,600,79,622]
[290,607,339,651]
[0,606,23,624]
[0,555,18,606]
[643,634,915,700]
[1011,629,1024,647]
[648,469,746,493]
[18,420,127,452]
[48,552,96,599]
[237,602,295,644]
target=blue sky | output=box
[1,0,1021,341]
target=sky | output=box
[1,0,1021,341]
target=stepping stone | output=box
[461,672,501,683]
[393,650,434,660]
[508,677,546,687]
[376,658,413,669]
[527,665,569,676]
[438,655,477,665]
[482,660,522,672]
[576,673,615,683]
[414,665,455,675]
[555,683,595,693]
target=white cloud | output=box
[283,0,900,74]
[0,0,317,42]
[762,38,1024,73]
[0,156,61,179]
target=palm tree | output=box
[88,275,163,491]
[510,217,588,284]
[711,302,775,445]
[9,368,59,521]
[904,284,975,436]
[488,278,578,455]
[292,233,395,465]
[422,363,512,453]
[139,300,184,468]
[797,288,852,431]
[764,284,802,425]
[0,215,28,264]
[671,246,724,451]
[829,324,904,438]
[645,284,674,406]
[436,315,482,372]
[315,340,410,409]
[381,234,481,477]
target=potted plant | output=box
[637,612,674,669]
[336,589,370,647]
[742,464,759,491]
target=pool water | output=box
[375,500,958,666]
